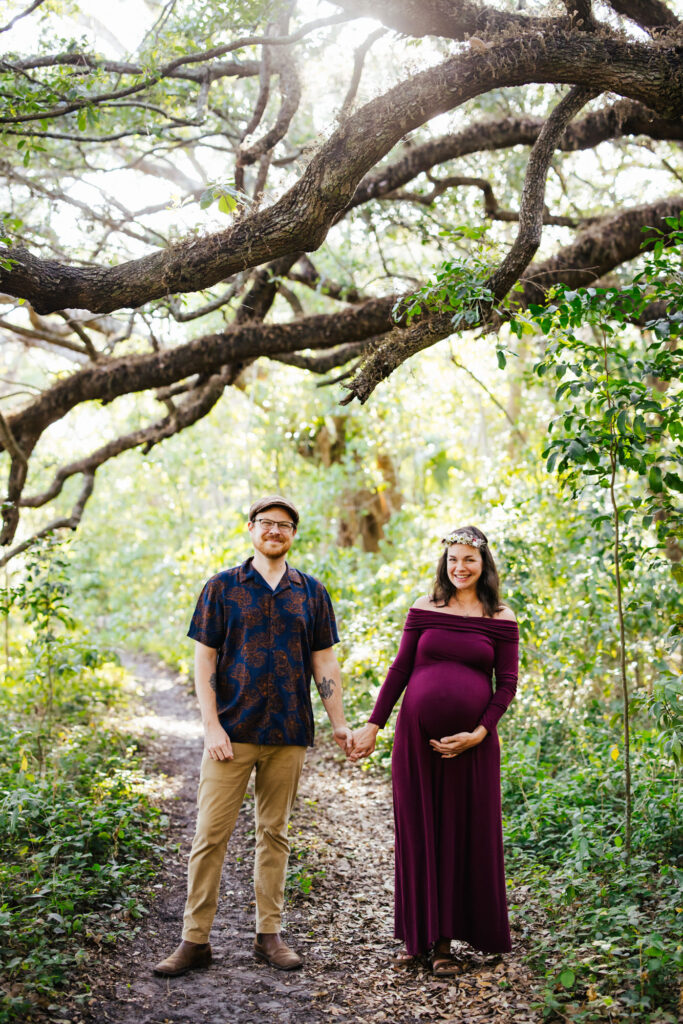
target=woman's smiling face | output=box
[446,543,483,593]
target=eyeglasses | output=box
[254,518,296,533]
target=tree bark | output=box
[2,32,682,314]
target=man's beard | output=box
[261,538,289,558]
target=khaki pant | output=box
[182,742,306,943]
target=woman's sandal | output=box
[391,949,419,968]
[431,952,465,977]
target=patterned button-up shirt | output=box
[187,557,339,746]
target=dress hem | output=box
[395,927,512,956]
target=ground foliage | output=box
[501,721,681,1021]
[0,542,167,1023]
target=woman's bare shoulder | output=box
[411,595,434,610]
[493,605,517,621]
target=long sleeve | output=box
[368,620,420,728]
[478,630,519,733]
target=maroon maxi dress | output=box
[369,608,519,955]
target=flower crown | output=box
[441,529,486,548]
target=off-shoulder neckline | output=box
[408,606,516,623]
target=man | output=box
[153,495,353,976]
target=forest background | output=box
[0,0,681,1021]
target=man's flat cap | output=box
[248,495,300,526]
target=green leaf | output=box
[648,466,663,493]
[633,415,646,441]
[496,350,506,369]
[567,439,587,464]
[559,969,575,989]
[218,193,237,215]
[664,472,683,493]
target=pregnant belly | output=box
[402,663,492,737]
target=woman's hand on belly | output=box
[430,724,488,758]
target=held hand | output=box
[350,723,379,761]
[333,725,354,757]
[204,722,234,761]
[429,730,484,759]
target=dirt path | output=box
[85,654,540,1024]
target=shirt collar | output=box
[238,557,304,589]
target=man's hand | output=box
[350,723,379,761]
[333,725,354,757]
[193,641,231,760]
[204,722,234,760]
[429,727,486,759]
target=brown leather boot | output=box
[153,940,212,977]
[254,933,303,971]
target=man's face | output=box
[248,506,297,559]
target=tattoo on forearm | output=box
[209,671,217,692]
[317,675,336,700]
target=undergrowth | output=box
[502,715,681,1023]
[0,540,167,1022]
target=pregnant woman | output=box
[351,526,519,976]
